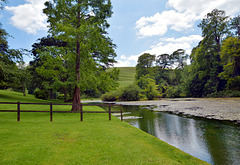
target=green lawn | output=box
[115,67,136,88]
[0,90,208,164]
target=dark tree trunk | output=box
[50,89,54,99]
[63,87,67,102]
[72,0,82,112]
[72,39,81,111]
[72,85,81,111]
[22,82,26,96]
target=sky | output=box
[1,0,240,67]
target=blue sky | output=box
[1,0,240,67]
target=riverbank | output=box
[0,90,208,164]
[114,98,240,124]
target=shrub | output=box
[101,84,142,102]
[166,86,181,98]
[143,82,158,100]
[137,75,158,100]
[101,91,119,101]
[34,88,49,100]
[57,94,65,100]
[207,90,226,98]
[207,90,240,98]
[227,90,240,97]
[227,77,240,91]
[118,84,141,101]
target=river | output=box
[113,105,240,165]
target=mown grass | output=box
[0,90,208,164]
[113,67,136,88]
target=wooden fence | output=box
[0,102,123,122]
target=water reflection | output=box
[121,105,240,165]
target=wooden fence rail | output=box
[0,102,123,122]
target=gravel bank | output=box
[115,98,240,124]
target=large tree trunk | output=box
[72,39,81,111]
[72,85,81,111]
[72,0,82,112]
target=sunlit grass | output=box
[108,67,136,88]
[0,90,208,164]
[118,67,136,87]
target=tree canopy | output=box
[43,0,117,110]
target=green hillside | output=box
[117,67,136,87]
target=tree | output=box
[28,36,69,98]
[0,25,9,54]
[156,54,171,69]
[137,74,158,100]
[0,0,7,10]
[0,24,24,90]
[43,0,116,111]
[187,9,231,96]
[198,9,230,52]
[35,47,69,99]
[0,0,31,94]
[136,53,155,80]
[230,15,240,38]
[29,36,70,99]
[219,37,240,90]
[170,49,188,85]
[171,49,188,69]
[16,63,30,96]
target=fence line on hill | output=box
[0,102,123,122]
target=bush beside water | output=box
[207,90,240,98]
[101,84,141,101]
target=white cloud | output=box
[117,35,203,67]
[135,0,240,38]
[115,54,140,67]
[148,41,192,55]
[120,55,127,60]
[160,35,203,44]
[6,0,48,34]
[127,54,139,62]
[147,35,203,55]
[114,60,131,67]
[167,0,240,18]
[135,10,196,38]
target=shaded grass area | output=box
[0,90,208,164]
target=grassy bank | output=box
[0,90,208,164]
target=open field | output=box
[117,67,136,88]
[0,90,208,164]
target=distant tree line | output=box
[103,9,240,101]
[135,9,240,99]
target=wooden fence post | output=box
[50,103,53,122]
[109,105,111,121]
[120,105,123,121]
[17,101,20,122]
[80,104,83,122]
